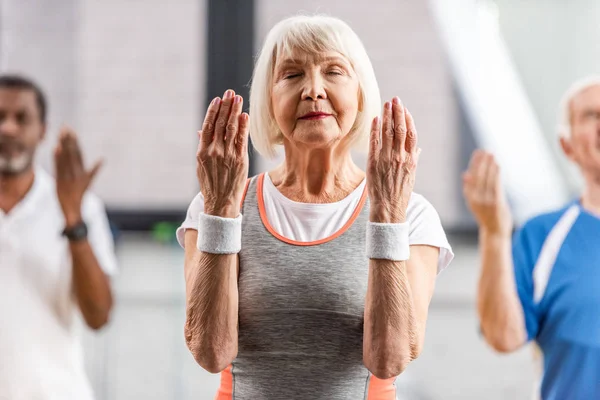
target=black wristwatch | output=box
[62,221,88,241]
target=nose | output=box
[301,71,327,101]
[0,117,19,137]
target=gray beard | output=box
[0,153,32,175]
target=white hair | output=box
[249,15,381,158]
[558,75,600,138]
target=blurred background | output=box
[1,0,598,398]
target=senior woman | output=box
[177,15,453,400]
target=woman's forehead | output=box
[274,49,350,68]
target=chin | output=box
[0,154,32,176]
[293,130,343,149]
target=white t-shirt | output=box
[177,172,453,273]
[0,167,118,400]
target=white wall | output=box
[0,0,204,209]
[497,0,600,192]
[0,0,79,171]
[1,0,465,226]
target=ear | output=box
[560,136,576,162]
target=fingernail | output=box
[224,90,234,99]
[385,102,392,110]
[211,97,220,105]
[234,95,241,104]
[393,97,401,105]
[242,113,249,121]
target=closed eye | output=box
[284,73,302,80]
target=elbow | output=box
[84,309,111,331]
[82,292,114,331]
[485,336,521,354]
[184,326,236,374]
[365,357,412,380]
[190,349,232,374]
[364,342,421,380]
[480,325,524,354]
[86,316,109,331]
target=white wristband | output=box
[197,212,243,254]
[366,221,410,261]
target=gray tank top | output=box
[222,174,398,400]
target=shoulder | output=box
[513,203,580,268]
[517,203,579,242]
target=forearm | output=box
[477,230,526,352]
[363,258,418,379]
[184,237,238,373]
[70,240,113,330]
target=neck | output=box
[581,171,600,216]
[0,166,36,214]
[270,140,364,203]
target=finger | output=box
[468,149,484,176]
[484,158,499,199]
[462,171,472,190]
[368,116,381,168]
[214,89,235,145]
[200,97,222,150]
[462,171,475,202]
[54,144,67,178]
[226,95,243,154]
[87,159,103,187]
[411,147,422,172]
[392,97,407,155]
[64,129,85,175]
[475,152,492,194]
[381,101,393,159]
[405,109,418,155]
[57,128,75,179]
[236,112,250,157]
[60,128,76,161]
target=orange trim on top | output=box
[367,375,397,399]
[256,173,368,246]
[241,178,251,208]
[214,365,233,400]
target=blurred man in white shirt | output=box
[0,74,118,400]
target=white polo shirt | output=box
[0,167,118,400]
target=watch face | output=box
[64,222,88,240]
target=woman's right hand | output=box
[462,150,513,236]
[197,89,250,218]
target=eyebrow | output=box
[276,55,351,70]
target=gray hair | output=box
[558,75,600,138]
[249,15,381,158]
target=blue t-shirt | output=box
[513,201,600,399]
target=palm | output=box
[54,128,102,222]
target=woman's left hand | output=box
[367,97,421,223]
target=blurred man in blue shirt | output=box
[463,76,600,400]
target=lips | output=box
[299,112,331,120]
[0,140,25,155]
